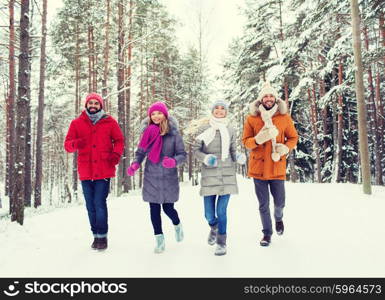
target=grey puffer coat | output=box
[134,116,187,204]
[192,122,238,196]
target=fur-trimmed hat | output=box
[257,81,279,102]
[85,92,104,108]
[211,99,229,112]
[148,101,169,118]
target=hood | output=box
[249,98,287,116]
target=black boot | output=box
[97,237,108,250]
[276,221,284,235]
[260,235,271,247]
[91,238,99,250]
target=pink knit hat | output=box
[147,101,169,118]
[85,92,104,109]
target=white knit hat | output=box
[256,81,279,101]
[211,99,229,112]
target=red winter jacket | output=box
[64,110,124,181]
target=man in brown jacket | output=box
[242,82,298,246]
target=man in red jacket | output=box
[64,93,124,250]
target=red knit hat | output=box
[85,93,104,109]
[147,101,169,118]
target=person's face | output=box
[262,94,276,109]
[213,106,226,118]
[151,111,165,124]
[86,99,101,114]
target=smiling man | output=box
[64,92,124,251]
[242,82,298,247]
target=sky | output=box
[159,0,246,76]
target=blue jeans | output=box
[203,194,230,235]
[81,179,110,238]
[253,179,285,236]
[149,203,180,235]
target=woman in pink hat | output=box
[127,101,187,253]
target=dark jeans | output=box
[203,194,230,235]
[81,179,110,238]
[149,203,180,235]
[253,179,285,237]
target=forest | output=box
[0,0,384,225]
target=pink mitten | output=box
[162,156,176,168]
[126,162,140,176]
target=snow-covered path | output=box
[1,177,385,277]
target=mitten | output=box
[235,152,246,165]
[162,156,176,168]
[109,152,121,165]
[74,138,86,150]
[203,154,218,167]
[254,126,278,145]
[275,143,289,156]
[126,162,140,176]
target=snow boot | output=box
[260,235,271,247]
[208,224,218,245]
[276,221,284,235]
[174,223,184,242]
[154,234,165,253]
[97,237,108,250]
[214,234,227,256]
[91,238,99,250]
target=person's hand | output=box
[254,126,278,144]
[203,154,218,167]
[74,138,86,150]
[275,143,289,156]
[162,156,176,168]
[109,152,121,165]
[126,162,140,176]
[236,152,246,165]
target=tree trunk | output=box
[116,0,125,196]
[34,0,48,208]
[336,61,344,182]
[102,0,110,110]
[375,72,384,185]
[12,0,31,225]
[6,0,16,200]
[350,0,372,194]
[308,87,321,183]
[364,26,381,185]
[124,0,134,192]
[73,22,81,202]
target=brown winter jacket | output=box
[242,99,298,180]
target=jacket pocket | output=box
[273,157,287,177]
[249,152,263,176]
[78,152,90,163]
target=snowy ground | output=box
[1,176,385,278]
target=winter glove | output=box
[126,162,140,176]
[73,138,86,150]
[162,156,176,168]
[235,152,246,165]
[109,152,121,165]
[203,154,218,167]
[275,143,289,157]
[254,126,278,145]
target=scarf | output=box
[196,116,230,161]
[138,124,163,163]
[259,103,279,160]
[86,109,106,125]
